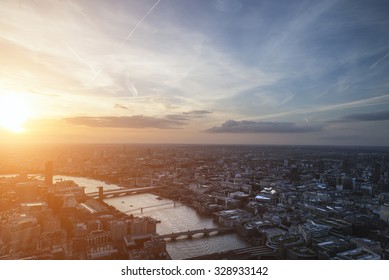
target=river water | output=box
[53,175,121,193]
[104,193,249,259]
[0,174,121,193]
[1,174,250,259]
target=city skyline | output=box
[1,143,389,260]
[0,0,389,146]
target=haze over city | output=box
[2,0,389,265]
[0,0,389,145]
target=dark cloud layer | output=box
[206,120,320,133]
[65,115,186,129]
[114,104,129,110]
[332,110,389,123]
[182,110,212,115]
[165,115,189,121]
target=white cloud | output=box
[206,120,320,133]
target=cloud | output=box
[0,0,279,118]
[206,120,320,133]
[165,114,189,121]
[330,110,389,123]
[163,111,212,122]
[241,94,389,121]
[182,110,212,115]
[1,0,388,146]
[114,104,129,110]
[0,38,85,92]
[319,134,362,141]
[86,0,162,86]
[65,115,186,129]
[124,80,139,97]
[369,51,389,69]
[212,0,242,13]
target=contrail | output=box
[369,51,389,70]
[118,0,161,50]
[126,80,139,97]
[239,94,389,122]
[67,44,96,72]
[86,0,161,87]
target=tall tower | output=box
[45,161,53,187]
[374,162,381,184]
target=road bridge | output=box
[124,201,180,214]
[159,227,235,241]
[86,185,164,199]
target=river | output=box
[0,174,121,193]
[1,174,250,259]
[104,193,249,259]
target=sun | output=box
[0,94,30,133]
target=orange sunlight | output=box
[0,93,30,133]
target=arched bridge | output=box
[159,227,235,241]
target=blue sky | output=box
[0,0,389,145]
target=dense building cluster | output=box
[0,144,389,259]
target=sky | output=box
[0,0,389,146]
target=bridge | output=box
[159,227,235,241]
[124,201,181,214]
[86,185,164,199]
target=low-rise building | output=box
[334,247,381,260]
[298,220,331,245]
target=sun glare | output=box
[0,94,30,133]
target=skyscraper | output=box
[45,161,53,187]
